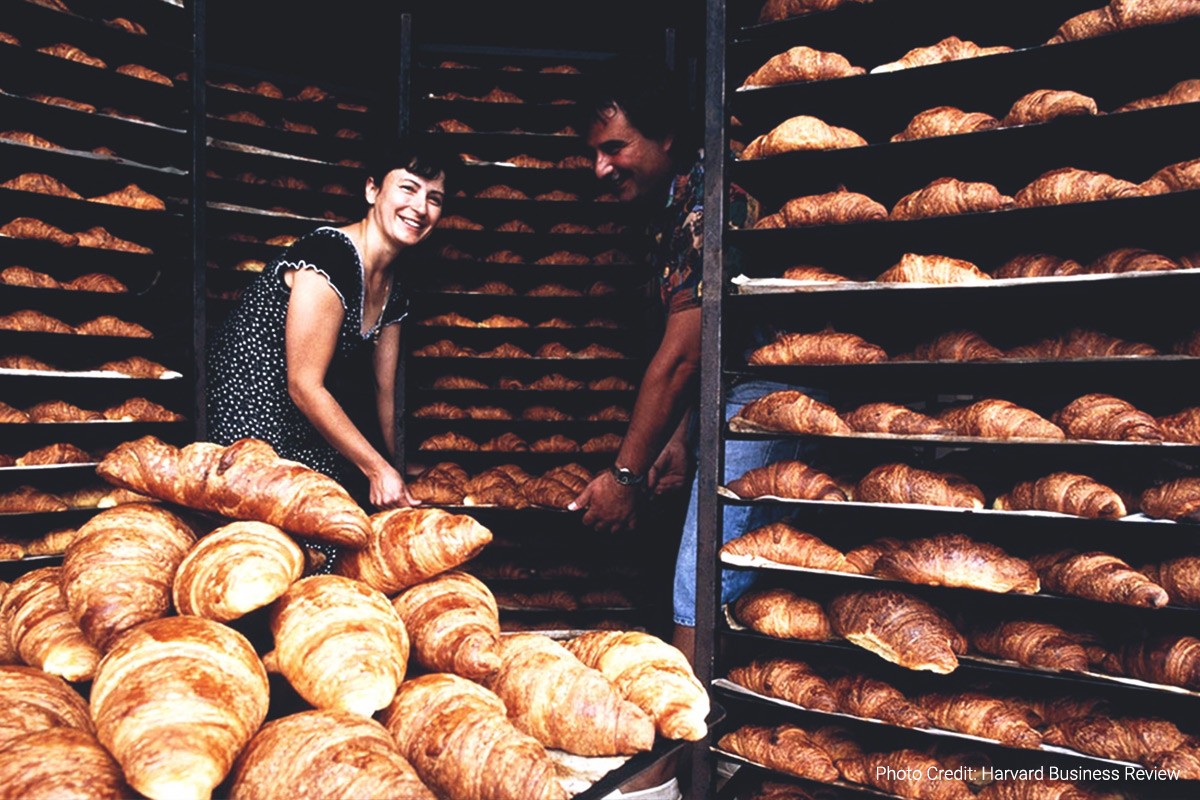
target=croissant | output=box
[1140,156,1200,195]
[531,435,580,452]
[408,462,468,504]
[856,463,984,509]
[1173,329,1200,356]
[1,567,100,681]
[1032,550,1169,607]
[1047,6,1119,42]
[384,673,566,800]
[873,36,1012,73]
[90,616,269,800]
[229,710,434,800]
[0,310,73,334]
[0,131,61,149]
[0,664,94,746]
[749,331,887,365]
[26,528,81,555]
[995,472,1126,518]
[102,397,182,422]
[172,520,303,622]
[16,443,91,466]
[890,106,1000,142]
[1111,0,1200,29]
[1140,477,1200,521]
[720,522,851,571]
[1087,247,1180,273]
[590,375,636,390]
[264,575,408,716]
[842,402,951,435]
[390,572,499,679]
[1016,167,1142,207]
[97,436,372,547]
[519,475,577,507]
[63,272,129,292]
[573,343,625,359]
[463,467,529,508]
[1002,90,1099,127]
[36,43,107,68]
[877,253,990,284]
[938,398,1064,439]
[534,251,590,265]
[831,673,932,728]
[565,630,708,740]
[780,264,850,281]
[1052,393,1163,441]
[88,183,166,210]
[481,342,531,358]
[1010,329,1158,360]
[494,589,578,611]
[74,226,152,253]
[0,266,60,289]
[587,405,629,421]
[733,587,833,640]
[860,749,973,799]
[741,116,867,159]
[1147,749,1200,780]
[1045,715,1190,763]
[829,590,966,673]
[1142,557,1200,606]
[763,189,888,228]
[891,177,1015,220]
[992,253,1084,278]
[1118,635,1200,689]
[0,354,57,372]
[898,330,1003,362]
[736,390,851,434]
[727,658,838,711]
[1118,78,1200,111]
[918,693,1043,748]
[1,173,81,199]
[420,432,479,451]
[421,311,477,327]
[528,373,584,390]
[0,726,130,799]
[0,486,67,513]
[413,401,467,419]
[717,724,839,782]
[741,46,864,88]
[758,0,867,23]
[96,355,171,377]
[873,534,1040,594]
[432,375,489,390]
[728,460,847,501]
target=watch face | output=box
[613,467,641,486]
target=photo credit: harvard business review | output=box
[875,764,1182,783]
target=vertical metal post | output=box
[190,0,208,440]
[691,0,726,798]
[393,13,414,471]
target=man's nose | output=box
[594,152,613,179]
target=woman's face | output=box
[366,167,446,249]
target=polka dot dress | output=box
[207,227,407,570]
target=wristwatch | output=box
[610,465,646,487]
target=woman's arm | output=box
[284,269,414,508]
[373,323,400,458]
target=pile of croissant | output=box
[0,396,183,425]
[418,311,620,329]
[413,338,627,359]
[407,461,596,509]
[0,308,152,337]
[437,242,630,265]
[0,217,153,253]
[419,430,622,453]
[0,434,709,800]
[430,372,635,391]
[413,400,629,422]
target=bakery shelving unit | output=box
[696,1,1200,798]
[0,0,194,578]
[406,41,667,634]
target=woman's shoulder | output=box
[279,226,357,266]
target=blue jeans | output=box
[673,381,809,627]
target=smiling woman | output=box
[206,143,454,570]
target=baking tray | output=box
[406,451,616,472]
[205,143,362,186]
[204,178,360,220]
[205,117,365,165]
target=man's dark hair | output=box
[578,58,698,168]
[365,139,458,195]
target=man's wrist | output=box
[610,464,646,488]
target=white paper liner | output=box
[206,201,330,223]
[1,462,98,471]
[711,749,901,799]
[0,367,182,380]
[549,749,632,796]
[731,268,1200,294]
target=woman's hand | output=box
[368,462,420,510]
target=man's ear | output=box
[662,133,675,153]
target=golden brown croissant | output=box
[588,376,635,391]
[720,522,851,571]
[1118,78,1200,111]
[96,355,171,377]
[749,331,887,365]
[587,405,629,421]
[742,116,867,159]
[859,749,973,799]
[891,177,1015,220]
[831,673,932,728]
[1140,156,1200,195]
[386,674,568,800]
[717,724,839,782]
[16,443,91,466]
[528,373,585,390]
[970,619,1091,672]
[264,575,409,715]
[992,253,1084,278]
[0,310,73,334]
[0,355,56,371]
[60,504,195,650]
[995,472,1127,518]
[0,664,95,745]
[565,630,708,740]
[465,405,513,421]
[758,0,866,23]
[1,173,81,199]
[413,401,467,419]
[481,633,655,755]
[1016,167,1142,207]
[88,183,166,210]
[1044,715,1191,763]
[172,520,303,622]
[779,264,850,281]
[873,36,1012,72]
[938,398,1064,439]
[420,312,477,327]
[899,330,1003,362]
[36,43,106,68]
[0,266,61,288]
[572,343,625,359]
[1,567,100,681]
[877,252,991,284]
[229,710,435,800]
[1086,247,1179,273]
[74,226,152,253]
[873,534,1040,593]
[760,189,888,228]
[727,658,838,711]
[829,590,967,673]
[420,432,479,451]
[735,390,851,434]
[531,435,579,452]
[26,528,81,555]
[1146,750,1200,780]
[843,402,952,435]
[534,251,590,265]
[462,467,527,507]
[432,375,489,389]
[856,463,984,508]
[0,486,67,513]
[1118,635,1200,689]
[101,397,183,422]
[1175,329,1200,356]
[918,693,1043,748]
[1032,550,1169,607]
[392,571,500,679]
[1140,476,1200,521]
[0,401,25,424]
[728,460,847,501]
[734,588,834,640]
[1048,6,1119,43]
[97,436,372,547]
[480,342,531,358]
[1142,557,1200,606]
[1052,393,1163,441]
[26,400,103,422]
[741,46,864,88]
[90,616,269,800]
[0,726,131,799]
[479,433,529,452]
[63,272,129,292]
[1010,328,1158,360]
[1002,89,1099,127]
[408,462,468,504]
[1111,0,1200,29]
[806,725,867,782]
[890,106,1001,142]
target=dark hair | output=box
[578,58,697,166]
[365,140,457,193]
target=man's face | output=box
[586,105,674,202]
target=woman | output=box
[207,143,449,519]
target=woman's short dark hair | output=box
[578,58,697,164]
[366,140,457,192]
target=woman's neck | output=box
[344,219,398,281]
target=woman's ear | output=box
[364,176,380,206]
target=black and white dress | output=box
[207,227,407,488]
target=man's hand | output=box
[569,471,637,533]
[648,437,689,496]
[368,463,420,510]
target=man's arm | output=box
[571,306,700,531]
